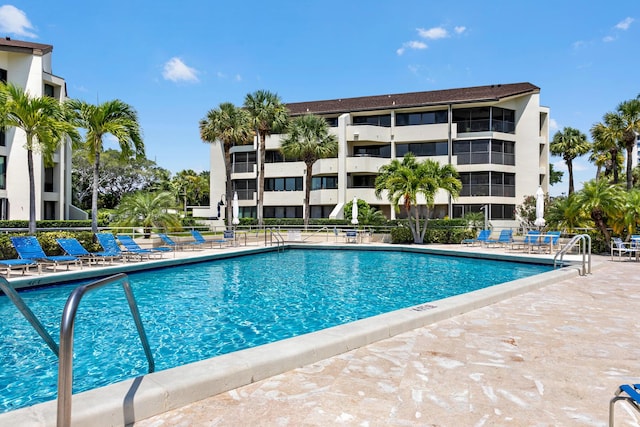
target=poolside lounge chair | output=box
[610,383,640,426]
[56,237,121,266]
[191,230,226,248]
[345,230,358,243]
[10,236,81,272]
[0,259,39,277]
[509,230,540,252]
[95,233,139,262]
[529,231,562,254]
[611,237,639,261]
[461,229,491,246]
[117,235,167,259]
[486,229,513,248]
[157,233,201,251]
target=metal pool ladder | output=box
[0,274,155,427]
[265,228,285,251]
[553,234,591,276]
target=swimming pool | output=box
[0,248,552,413]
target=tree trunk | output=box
[303,162,313,228]
[27,147,36,234]
[567,159,574,196]
[411,205,421,244]
[626,145,634,190]
[611,148,619,184]
[257,131,265,226]
[224,146,233,228]
[91,151,101,234]
[592,210,611,248]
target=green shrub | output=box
[0,231,102,260]
[390,226,413,243]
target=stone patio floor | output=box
[133,251,640,427]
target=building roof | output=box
[286,82,540,116]
[0,37,53,55]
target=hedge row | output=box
[390,220,476,244]
[0,220,107,229]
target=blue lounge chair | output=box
[0,258,39,277]
[10,236,81,272]
[190,230,227,248]
[486,229,513,248]
[529,231,561,254]
[157,233,201,251]
[461,229,491,246]
[610,383,640,426]
[56,237,121,265]
[117,235,167,259]
[96,233,139,262]
[345,230,358,243]
[509,230,540,251]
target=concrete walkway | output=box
[134,253,640,427]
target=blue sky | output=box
[1,1,639,196]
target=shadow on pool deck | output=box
[130,247,640,426]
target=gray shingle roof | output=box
[0,37,53,55]
[286,82,539,116]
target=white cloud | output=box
[396,40,427,55]
[234,74,242,82]
[615,17,634,30]
[552,159,567,172]
[417,26,448,40]
[602,35,616,42]
[0,5,36,38]
[454,26,466,34]
[162,57,199,83]
[549,118,559,132]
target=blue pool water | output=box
[0,248,551,412]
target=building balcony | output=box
[309,189,339,205]
[312,158,339,175]
[347,125,391,143]
[265,162,304,177]
[392,123,452,142]
[346,156,388,174]
[264,190,303,205]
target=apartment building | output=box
[0,37,79,221]
[209,82,549,228]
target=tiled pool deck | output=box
[131,246,639,427]
[3,241,639,426]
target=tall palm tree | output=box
[114,191,182,237]
[572,179,624,245]
[0,82,80,234]
[614,97,640,190]
[550,127,591,196]
[591,113,624,184]
[375,153,461,243]
[280,114,338,227]
[199,102,253,226]
[243,90,289,225]
[68,99,144,233]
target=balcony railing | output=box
[232,163,255,173]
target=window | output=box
[233,179,256,200]
[325,117,338,127]
[312,176,338,190]
[490,140,515,165]
[44,167,55,192]
[353,145,391,158]
[233,152,256,172]
[454,139,514,165]
[265,177,303,191]
[349,175,376,188]
[44,201,56,220]
[311,205,334,218]
[0,68,6,83]
[0,156,5,190]
[453,107,515,134]
[491,172,515,197]
[0,198,7,220]
[352,114,391,127]
[452,204,514,219]
[44,83,55,98]
[0,129,5,146]
[491,107,516,133]
[396,141,448,157]
[263,206,302,218]
[239,206,256,219]
[396,110,448,126]
[459,172,489,196]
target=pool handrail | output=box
[0,277,59,357]
[553,234,591,276]
[57,273,155,427]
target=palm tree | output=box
[614,97,640,190]
[199,102,253,226]
[0,82,80,234]
[114,191,182,237]
[591,112,624,184]
[375,153,460,243]
[68,99,144,233]
[280,114,338,227]
[550,127,591,195]
[572,180,624,245]
[243,90,289,225]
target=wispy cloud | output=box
[162,57,199,83]
[602,35,615,42]
[0,5,36,38]
[397,40,427,56]
[417,26,448,40]
[549,118,559,132]
[397,24,464,56]
[615,17,634,30]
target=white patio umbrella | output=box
[534,186,546,228]
[232,192,240,225]
[351,196,359,225]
